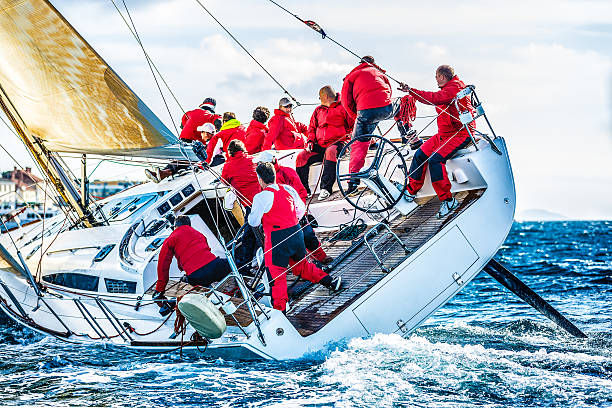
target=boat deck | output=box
[285,189,485,336]
[147,188,485,336]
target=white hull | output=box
[0,138,515,360]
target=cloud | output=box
[1,0,611,219]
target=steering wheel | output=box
[336,134,408,213]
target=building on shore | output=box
[89,180,137,199]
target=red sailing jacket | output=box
[245,120,268,154]
[307,98,355,148]
[205,119,247,163]
[180,108,222,142]
[262,109,308,151]
[341,62,392,118]
[156,225,217,292]
[275,164,308,204]
[410,76,475,139]
[221,151,261,206]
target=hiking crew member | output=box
[255,152,332,265]
[205,112,247,164]
[245,106,271,154]
[180,98,222,143]
[262,97,308,151]
[295,86,354,200]
[221,140,262,268]
[154,216,231,294]
[248,162,341,312]
[399,65,475,218]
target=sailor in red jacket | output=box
[221,140,261,208]
[205,112,247,165]
[248,162,341,312]
[154,216,230,295]
[255,152,332,265]
[245,106,270,154]
[262,98,308,151]
[296,86,354,200]
[221,140,262,269]
[180,97,222,143]
[399,65,474,218]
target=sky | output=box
[0,0,611,219]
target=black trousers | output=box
[295,143,343,194]
[187,257,232,287]
[236,207,260,270]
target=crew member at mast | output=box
[180,98,222,143]
[262,97,308,151]
[154,216,231,296]
[295,85,354,200]
[248,162,341,312]
[255,152,332,265]
[399,65,475,218]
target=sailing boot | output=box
[144,168,160,183]
[437,197,459,218]
[319,274,342,291]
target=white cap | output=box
[196,122,216,134]
[254,151,276,164]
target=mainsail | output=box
[0,0,178,155]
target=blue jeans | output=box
[352,100,400,141]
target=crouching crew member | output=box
[248,162,341,312]
[296,85,354,200]
[154,216,231,296]
[262,97,308,151]
[221,140,262,268]
[180,97,222,143]
[255,152,332,265]
[245,106,271,155]
[399,65,474,218]
[205,112,247,165]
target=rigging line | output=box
[263,0,405,85]
[117,0,179,135]
[192,0,302,105]
[106,0,186,117]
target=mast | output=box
[0,84,94,227]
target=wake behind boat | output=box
[0,0,584,360]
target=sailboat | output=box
[0,0,584,360]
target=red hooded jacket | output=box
[156,225,217,292]
[245,120,268,154]
[307,97,355,148]
[180,108,221,142]
[410,75,475,139]
[341,63,392,118]
[221,151,261,206]
[275,164,308,204]
[262,109,308,151]
[205,119,247,163]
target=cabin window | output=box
[100,192,167,222]
[42,273,99,292]
[104,278,137,294]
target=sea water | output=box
[1,221,611,407]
